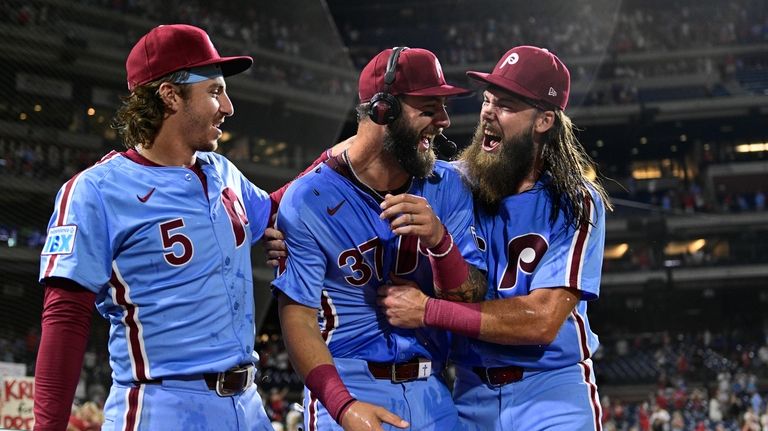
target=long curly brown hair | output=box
[540,110,613,229]
[111,71,190,149]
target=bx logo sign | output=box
[42,225,77,255]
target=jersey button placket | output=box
[209,177,224,222]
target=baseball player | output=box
[34,25,275,430]
[271,47,486,431]
[378,46,611,431]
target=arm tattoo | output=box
[436,267,487,303]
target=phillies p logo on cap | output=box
[500,52,520,68]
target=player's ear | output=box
[157,82,181,111]
[534,110,555,134]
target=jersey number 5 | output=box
[159,219,194,266]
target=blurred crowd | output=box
[337,0,768,67]
[0,138,100,182]
[66,402,103,431]
[597,330,768,430]
[4,1,768,99]
[614,180,767,216]
[1,0,356,97]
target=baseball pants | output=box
[453,359,603,431]
[303,357,460,431]
[101,375,273,431]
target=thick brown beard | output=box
[383,115,436,178]
[460,122,535,209]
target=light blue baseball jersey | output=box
[39,149,271,384]
[272,159,483,364]
[453,175,605,370]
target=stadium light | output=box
[735,143,767,153]
[604,243,629,259]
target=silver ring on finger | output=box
[409,213,414,225]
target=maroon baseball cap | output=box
[467,46,570,110]
[358,47,470,102]
[126,24,253,91]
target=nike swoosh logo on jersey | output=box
[326,200,346,216]
[137,187,156,203]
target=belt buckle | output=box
[390,363,408,383]
[483,367,503,388]
[215,365,253,397]
[390,359,432,383]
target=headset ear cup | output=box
[368,92,401,125]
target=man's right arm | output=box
[277,292,408,431]
[34,278,95,431]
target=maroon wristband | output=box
[304,364,356,424]
[424,298,482,338]
[427,226,453,255]
[428,227,469,292]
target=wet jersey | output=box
[39,150,271,383]
[272,159,483,364]
[454,176,605,369]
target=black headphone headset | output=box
[367,46,408,125]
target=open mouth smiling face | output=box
[418,132,436,152]
[482,129,502,153]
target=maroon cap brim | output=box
[466,71,540,101]
[403,84,472,98]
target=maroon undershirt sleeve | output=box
[34,278,95,431]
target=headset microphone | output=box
[368,47,407,125]
[435,133,458,160]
